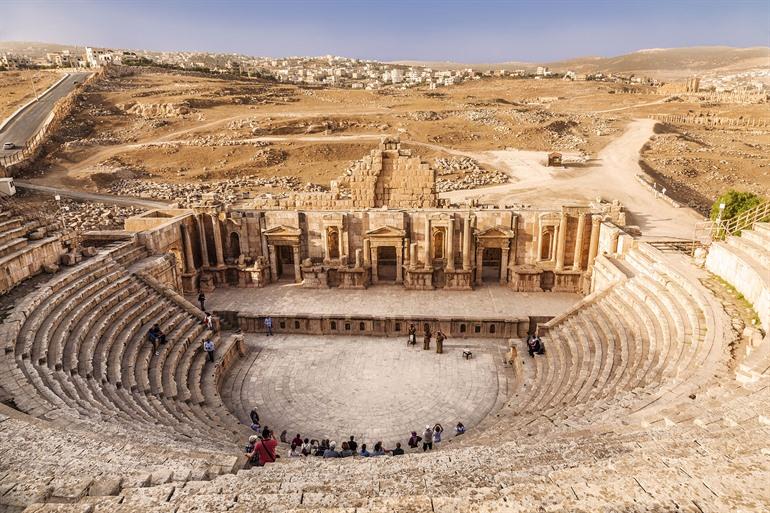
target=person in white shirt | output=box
[203,339,215,362]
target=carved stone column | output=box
[500,244,510,285]
[462,215,471,271]
[197,215,210,267]
[475,246,484,285]
[446,217,455,271]
[573,213,587,271]
[371,246,379,283]
[587,214,602,268]
[396,242,403,283]
[409,242,418,270]
[292,245,302,283]
[211,213,225,267]
[321,227,329,262]
[363,239,371,266]
[268,245,278,281]
[555,211,568,271]
[423,215,431,270]
[181,223,195,273]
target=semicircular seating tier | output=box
[2,233,770,512]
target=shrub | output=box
[710,190,764,221]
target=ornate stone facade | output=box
[134,203,619,295]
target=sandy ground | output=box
[0,70,65,123]
[13,67,767,241]
[442,119,704,239]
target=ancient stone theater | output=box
[0,136,768,512]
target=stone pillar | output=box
[446,218,455,271]
[338,226,345,260]
[197,215,210,267]
[500,244,510,285]
[555,211,568,271]
[181,223,195,273]
[409,242,418,270]
[396,242,403,283]
[355,249,362,268]
[573,213,587,271]
[292,245,302,283]
[211,213,225,267]
[268,244,277,281]
[462,216,471,271]
[371,245,379,283]
[475,246,484,285]
[404,238,411,268]
[363,239,371,266]
[423,216,431,270]
[587,215,602,268]
[321,227,329,261]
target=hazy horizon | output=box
[1,0,768,63]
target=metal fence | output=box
[0,112,54,168]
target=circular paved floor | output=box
[228,334,510,447]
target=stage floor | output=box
[199,283,580,319]
[223,334,511,448]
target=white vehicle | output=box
[2,142,15,150]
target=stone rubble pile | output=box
[117,101,193,119]
[108,176,326,207]
[433,157,509,192]
[49,199,145,232]
[407,110,447,121]
[462,109,511,134]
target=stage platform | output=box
[200,283,580,320]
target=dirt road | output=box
[441,119,704,239]
[15,181,171,209]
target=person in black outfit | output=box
[198,291,206,311]
[390,442,404,456]
[527,335,546,357]
[347,435,358,453]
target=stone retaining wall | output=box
[221,311,541,339]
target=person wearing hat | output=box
[422,425,434,451]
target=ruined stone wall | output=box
[0,238,63,295]
[247,137,436,211]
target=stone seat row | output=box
[0,403,238,512]
[17,383,770,513]
[1,251,246,454]
[496,243,723,441]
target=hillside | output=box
[547,46,770,78]
[0,41,85,58]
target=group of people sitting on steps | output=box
[245,408,467,466]
[407,323,448,353]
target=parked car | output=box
[2,142,15,150]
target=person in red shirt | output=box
[248,430,279,466]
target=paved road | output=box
[15,181,171,210]
[0,72,91,159]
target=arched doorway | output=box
[327,227,340,259]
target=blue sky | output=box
[2,0,768,62]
